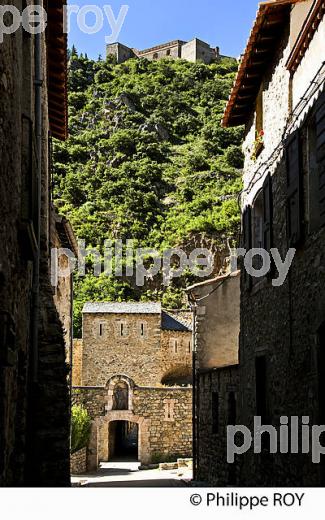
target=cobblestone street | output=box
[72,460,192,487]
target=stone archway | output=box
[88,411,150,470]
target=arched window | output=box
[153,52,159,60]
[166,49,171,56]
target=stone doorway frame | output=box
[106,375,135,412]
[88,411,150,470]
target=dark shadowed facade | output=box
[187,272,240,485]
[0,1,72,486]
[222,0,325,486]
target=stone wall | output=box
[237,7,325,486]
[71,447,87,475]
[51,214,73,364]
[137,41,183,61]
[181,39,219,64]
[72,339,83,386]
[133,387,192,461]
[73,385,192,465]
[106,43,136,63]
[72,387,106,419]
[82,312,162,386]
[160,330,192,382]
[81,312,192,387]
[196,366,239,485]
[242,29,291,207]
[0,14,70,486]
[106,39,221,65]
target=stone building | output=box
[106,38,222,64]
[186,271,240,485]
[0,1,72,486]
[51,209,79,380]
[221,0,325,486]
[72,302,193,467]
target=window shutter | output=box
[263,174,273,252]
[243,205,252,250]
[286,130,302,246]
[316,92,325,227]
[242,206,252,289]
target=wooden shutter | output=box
[263,174,273,252]
[316,92,325,227]
[242,205,252,290]
[286,130,302,246]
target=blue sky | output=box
[68,0,259,60]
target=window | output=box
[164,400,175,422]
[242,174,273,288]
[255,356,268,422]
[140,323,144,336]
[307,92,325,232]
[286,130,303,246]
[212,392,219,434]
[254,84,264,159]
[253,190,264,249]
[170,338,178,353]
[99,323,103,337]
[188,341,191,354]
[166,49,171,56]
[153,52,158,60]
[120,323,124,336]
[228,392,237,425]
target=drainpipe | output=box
[70,273,74,399]
[189,293,198,482]
[31,0,43,383]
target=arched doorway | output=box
[90,411,150,469]
[109,421,139,460]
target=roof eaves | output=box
[222,0,302,128]
[186,270,240,293]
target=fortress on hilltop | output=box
[107,38,228,64]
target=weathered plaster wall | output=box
[190,274,240,370]
[292,16,325,109]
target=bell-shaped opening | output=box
[161,366,192,387]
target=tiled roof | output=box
[222,0,303,127]
[47,1,68,140]
[161,311,192,332]
[82,302,162,314]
